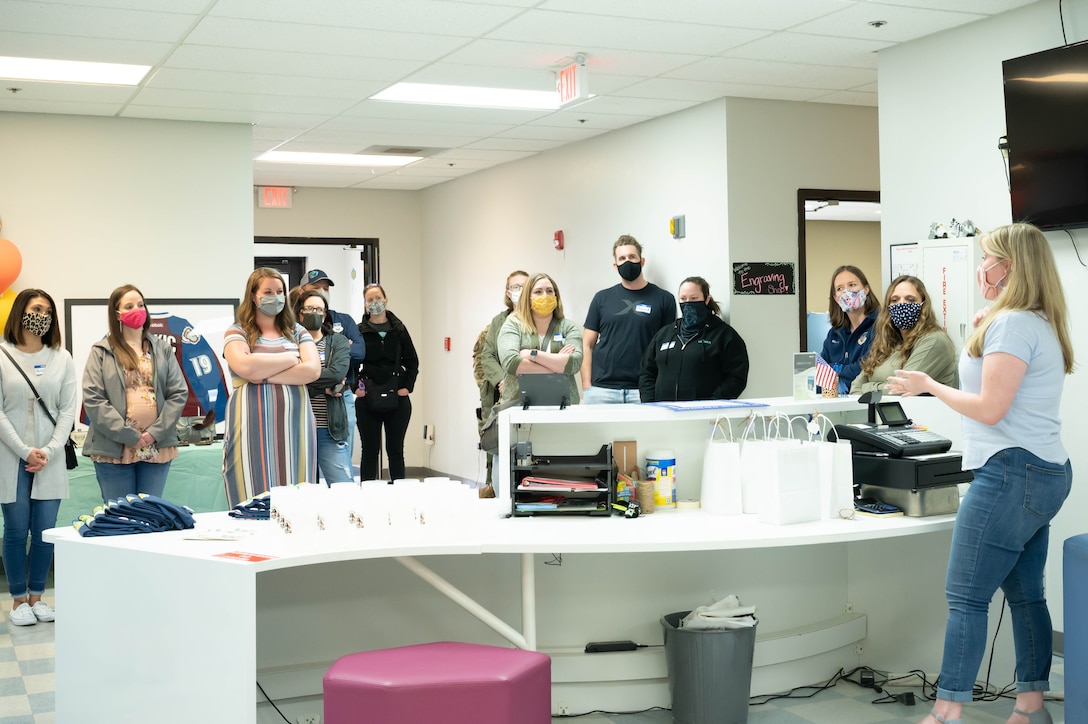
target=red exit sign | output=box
[256,186,292,209]
[556,61,588,107]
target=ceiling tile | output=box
[538,0,855,31]
[147,68,388,100]
[723,32,890,68]
[3,0,199,42]
[804,89,878,106]
[664,56,877,90]
[793,3,986,43]
[493,125,606,141]
[430,148,536,163]
[185,17,471,61]
[866,0,1036,14]
[335,99,552,125]
[486,9,770,55]
[0,30,174,65]
[210,0,528,36]
[129,87,357,116]
[443,39,706,77]
[463,137,565,152]
[525,109,653,131]
[164,45,427,82]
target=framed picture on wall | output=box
[65,298,238,430]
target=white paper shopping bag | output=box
[701,417,742,516]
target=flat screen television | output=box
[1002,41,1088,231]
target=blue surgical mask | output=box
[258,294,285,316]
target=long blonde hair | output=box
[511,273,565,332]
[861,275,944,376]
[966,223,1074,373]
[236,268,297,348]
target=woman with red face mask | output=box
[82,285,187,504]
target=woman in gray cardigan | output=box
[82,285,187,503]
[0,289,77,627]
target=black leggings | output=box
[357,395,412,482]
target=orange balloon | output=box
[0,239,22,292]
[0,288,16,330]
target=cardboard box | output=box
[613,440,638,477]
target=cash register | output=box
[834,392,972,516]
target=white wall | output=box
[414,98,879,480]
[253,188,424,464]
[0,113,253,309]
[879,0,1088,634]
[725,98,880,396]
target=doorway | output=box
[796,189,881,352]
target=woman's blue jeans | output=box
[1,463,61,598]
[316,427,354,483]
[937,447,1072,701]
[93,460,171,504]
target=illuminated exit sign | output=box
[556,61,588,107]
[256,186,292,209]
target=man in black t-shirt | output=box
[581,235,677,404]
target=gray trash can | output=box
[661,611,757,724]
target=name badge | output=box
[635,303,651,315]
[553,333,564,343]
[33,364,46,377]
[283,341,299,351]
[332,323,343,334]
[660,341,675,351]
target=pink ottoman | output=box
[323,642,551,724]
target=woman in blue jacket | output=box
[819,265,880,394]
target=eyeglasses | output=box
[507,284,524,292]
[300,307,326,315]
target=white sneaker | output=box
[9,603,37,627]
[31,601,55,622]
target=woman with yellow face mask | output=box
[496,272,583,406]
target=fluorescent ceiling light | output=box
[371,82,561,110]
[0,56,150,85]
[256,151,422,167]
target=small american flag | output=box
[814,354,839,393]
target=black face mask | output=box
[300,312,324,331]
[679,301,709,335]
[617,260,642,282]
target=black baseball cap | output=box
[305,269,335,286]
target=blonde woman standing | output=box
[888,223,1073,724]
[496,272,583,406]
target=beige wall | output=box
[724,98,880,393]
[804,220,882,313]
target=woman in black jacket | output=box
[354,284,419,482]
[639,277,749,402]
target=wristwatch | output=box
[530,349,539,363]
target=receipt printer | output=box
[834,392,971,515]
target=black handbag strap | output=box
[0,346,59,427]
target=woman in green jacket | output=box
[850,275,958,394]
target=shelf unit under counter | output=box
[511,443,613,517]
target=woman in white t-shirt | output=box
[887,223,1073,724]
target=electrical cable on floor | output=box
[1064,229,1087,267]
[553,706,670,719]
[256,680,292,724]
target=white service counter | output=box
[45,396,963,723]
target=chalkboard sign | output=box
[732,262,795,295]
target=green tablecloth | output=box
[3,443,229,536]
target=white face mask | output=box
[509,289,522,305]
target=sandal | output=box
[1013,707,1052,724]
[931,711,962,724]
